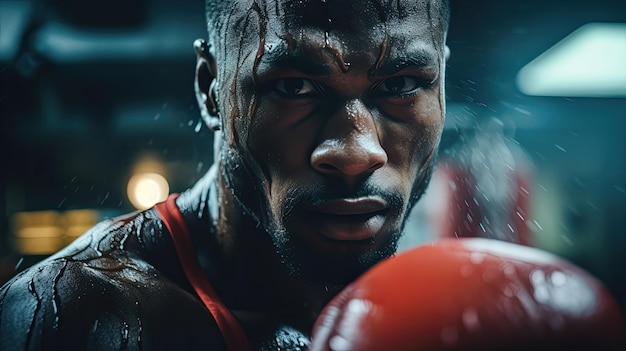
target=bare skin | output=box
[0,1,448,349]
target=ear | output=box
[194,39,221,131]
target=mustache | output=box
[280,180,405,216]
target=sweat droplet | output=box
[470,252,485,264]
[51,260,69,331]
[462,307,481,332]
[121,320,130,345]
[329,335,350,351]
[551,271,567,286]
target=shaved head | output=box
[204,0,450,49]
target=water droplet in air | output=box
[14,257,24,271]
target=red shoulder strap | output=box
[154,194,252,351]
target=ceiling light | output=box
[516,22,626,98]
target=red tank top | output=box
[154,194,253,351]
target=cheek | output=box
[247,100,318,189]
[381,97,444,170]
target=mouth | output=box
[308,197,390,241]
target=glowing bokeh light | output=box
[127,172,169,210]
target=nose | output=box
[311,99,387,179]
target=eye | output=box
[376,76,423,96]
[274,78,319,97]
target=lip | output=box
[308,197,389,241]
[310,197,389,215]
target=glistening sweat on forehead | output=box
[204,0,451,51]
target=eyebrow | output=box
[264,56,333,76]
[258,47,334,76]
[257,46,439,77]
[373,51,439,77]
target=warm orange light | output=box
[127,172,169,210]
[11,211,64,254]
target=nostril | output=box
[369,161,385,172]
[319,163,336,171]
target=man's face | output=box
[215,0,446,284]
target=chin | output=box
[272,224,403,286]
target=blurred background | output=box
[1,0,625,315]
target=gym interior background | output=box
[1,0,625,314]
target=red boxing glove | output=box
[310,238,626,351]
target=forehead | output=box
[269,0,441,41]
[279,0,436,30]
[220,0,444,72]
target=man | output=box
[0,0,451,349]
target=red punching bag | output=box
[430,118,534,245]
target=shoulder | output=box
[0,211,226,351]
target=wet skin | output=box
[205,0,447,284]
[0,0,447,349]
[0,210,228,350]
